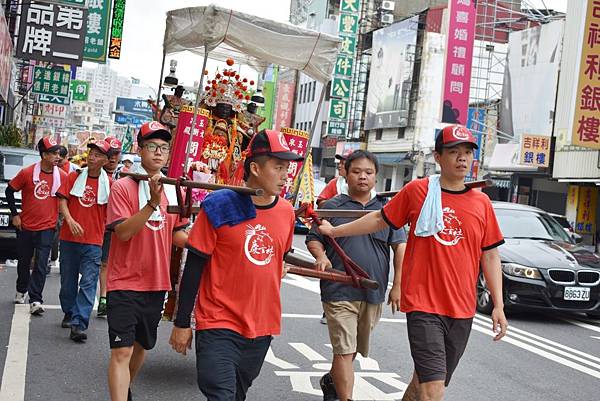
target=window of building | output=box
[397,127,406,139]
[298,84,304,104]
[311,81,316,102]
[375,129,383,140]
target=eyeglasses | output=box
[144,143,171,153]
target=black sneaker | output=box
[61,314,72,328]
[319,372,338,401]
[70,326,87,343]
[97,297,107,318]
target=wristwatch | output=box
[147,200,159,211]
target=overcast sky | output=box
[91,0,567,98]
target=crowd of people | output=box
[5,122,508,401]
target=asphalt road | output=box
[0,235,599,401]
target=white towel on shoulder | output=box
[415,174,444,237]
[33,162,61,196]
[70,167,110,204]
[133,165,178,221]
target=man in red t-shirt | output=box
[57,140,111,342]
[106,121,188,401]
[97,135,122,318]
[319,125,508,401]
[5,137,66,314]
[169,130,300,401]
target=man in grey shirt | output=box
[306,150,406,401]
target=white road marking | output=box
[560,317,600,334]
[475,314,600,364]
[282,313,405,324]
[472,318,600,379]
[264,348,299,370]
[324,344,381,371]
[592,336,600,340]
[0,305,30,401]
[290,343,327,361]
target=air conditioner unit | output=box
[381,1,395,11]
[381,14,394,24]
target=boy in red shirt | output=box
[106,122,188,401]
[57,140,111,342]
[319,125,508,401]
[5,137,66,313]
[169,130,301,401]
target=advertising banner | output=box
[519,134,550,167]
[274,78,295,131]
[441,0,477,124]
[365,16,418,130]
[0,6,12,101]
[167,106,209,178]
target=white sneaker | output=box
[320,313,327,325]
[14,292,26,304]
[30,302,45,315]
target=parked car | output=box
[548,212,583,244]
[477,202,600,318]
[0,147,34,260]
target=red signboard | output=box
[167,106,210,178]
[274,79,296,131]
[280,127,309,197]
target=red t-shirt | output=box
[8,164,67,231]
[317,177,339,202]
[106,177,189,292]
[187,197,295,338]
[382,178,504,318]
[57,171,111,246]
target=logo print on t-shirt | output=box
[433,207,464,246]
[34,180,50,200]
[244,224,275,266]
[78,185,97,208]
[145,210,165,232]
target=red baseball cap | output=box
[335,149,354,161]
[87,140,111,155]
[104,136,122,151]
[247,130,303,161]
[437,125,478,149]
[137,121,172,143]
[38,136,61,153]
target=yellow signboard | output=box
[519,134,550,167]
[572,0,600,149]
[576,186,598,235]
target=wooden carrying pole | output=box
[119,172,263,196]
[284,252,379,290]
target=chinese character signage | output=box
[33,115,66,128]
[327,120,347,137]
[0,6,13,101]
[274,78,296,131]
[108,0,126,59]
[441,0,477,124]
[32,66,71,97]
[71,79,89,101]
[572,0,600,149]
[16,1,87,66]
[280,127,309,198]
[331,77,352,99]
[168,105,209,178]
[328,0,362,138]
[39,94,71,105]
[576,186,598,235]
[519,134,550,167]
[114,96,153,125]
[84,0,113,62]
[39,103,68,118]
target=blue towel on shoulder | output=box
[202,189,256,228]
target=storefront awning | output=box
[486,143,538,173]
[373,152,409,165]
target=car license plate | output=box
[564,287,590,301]
[0,215,8,227]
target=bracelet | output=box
[146,200,159,211]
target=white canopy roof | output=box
[164,4,341,83]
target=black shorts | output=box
[107,290,166,350]
[101,231,111,264]
[406,311,473,386]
